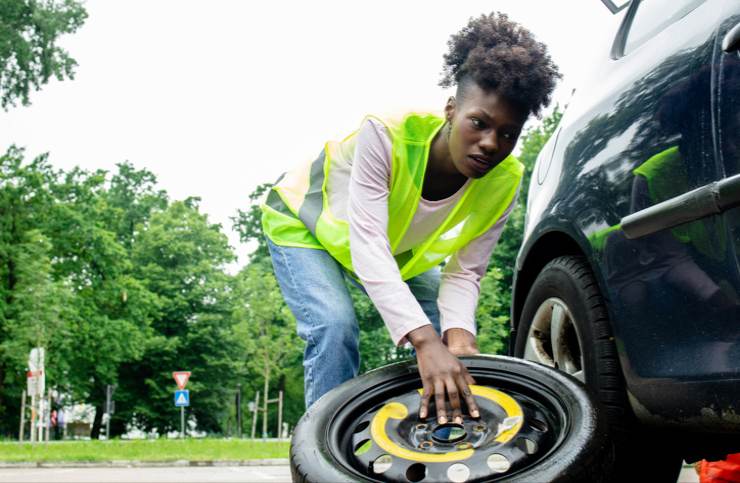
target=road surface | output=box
[0,465,291,483]
[0,463,700,482]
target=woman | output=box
[261,12,560,425]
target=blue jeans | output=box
[266,238,441,409]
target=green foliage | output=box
[231,182,272,261]
[230,258,303,436]
[351,284,413,372]
[118,201,237,435]
[0,146,70,435]
[0,0,88,109]
[44,164,156,438]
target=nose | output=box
[479,131,498,154]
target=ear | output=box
[444,96,457,122]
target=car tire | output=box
[513,255,682,481]
[290,355,614,482]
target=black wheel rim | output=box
[324,363,571,482]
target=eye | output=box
[470,117,485,129]
[501,131,518,141]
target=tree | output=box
[231,182,272,262]
[105,162,168,249]
[120,200,238,434]
[0,146,68,435]
[0,0,88,109]
[231,258,303,436]
[44,165,154,438]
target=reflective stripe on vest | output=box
[261,112,523,280]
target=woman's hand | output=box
[444,328,480,356]
[407,325,480,425]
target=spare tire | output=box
[290,355,613,482]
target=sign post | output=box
[27,348,45,444]
[174,390,189,437]
[172,372,191,438]
[235,384,242,438]
[18,390,26,442]
[105,385,115,440]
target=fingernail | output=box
[420,410,426,418]
[454,416,462,424]
[472,410,480,418]
[438,416,447,424]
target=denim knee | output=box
[298,305,359,358]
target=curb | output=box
[0,458,289,469]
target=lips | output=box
[467,154,494,173]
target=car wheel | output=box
[514,255,682,481]
[290,355,613,482]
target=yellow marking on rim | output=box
[415,385,523,443]
[370,402,474,463]
[470,386,524,443]
[367,385,525,463]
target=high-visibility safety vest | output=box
[260,112,523,281]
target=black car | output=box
[511,0,740,477]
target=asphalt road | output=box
[0,463,701,482]
[0,465,292,483]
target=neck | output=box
[428,123,456,177]
[423,123,468,200]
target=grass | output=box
[0,438,290,462]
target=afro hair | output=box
[440,12,561,117]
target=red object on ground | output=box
[700,454,740,483]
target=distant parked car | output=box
[511,0,740,478]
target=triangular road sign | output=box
[174,389,190,407]
[172,371,191,389]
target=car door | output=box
[710,2,740,373]
[596,0,739,423]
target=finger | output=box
[457,375,480,419]
[445,379,463,424]
[419,381,432,419]
[465,372,476,386]
[434,380,447,424]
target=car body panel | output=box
[514,0,740,432]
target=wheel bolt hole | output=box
[431,423,467,443]
[447,462,471,482]
[487,453,511,473]
[353,420,369,434]
[516,437,538,455]
[531,418,548,432]
[406,462,426,482]
[354,439,372,456]
[415,423,428,431]
[372,454,392,474]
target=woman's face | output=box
[445,84,528,178]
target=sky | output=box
[0,0,622,266]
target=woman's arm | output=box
[348,118,479,424]
[348,119,433,345]
[438,195,518,355]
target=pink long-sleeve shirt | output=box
[348,118,516,346]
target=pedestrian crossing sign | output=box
[174,389,190,407]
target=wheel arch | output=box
[510,230,590,353]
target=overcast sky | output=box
[0,0,622,265]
